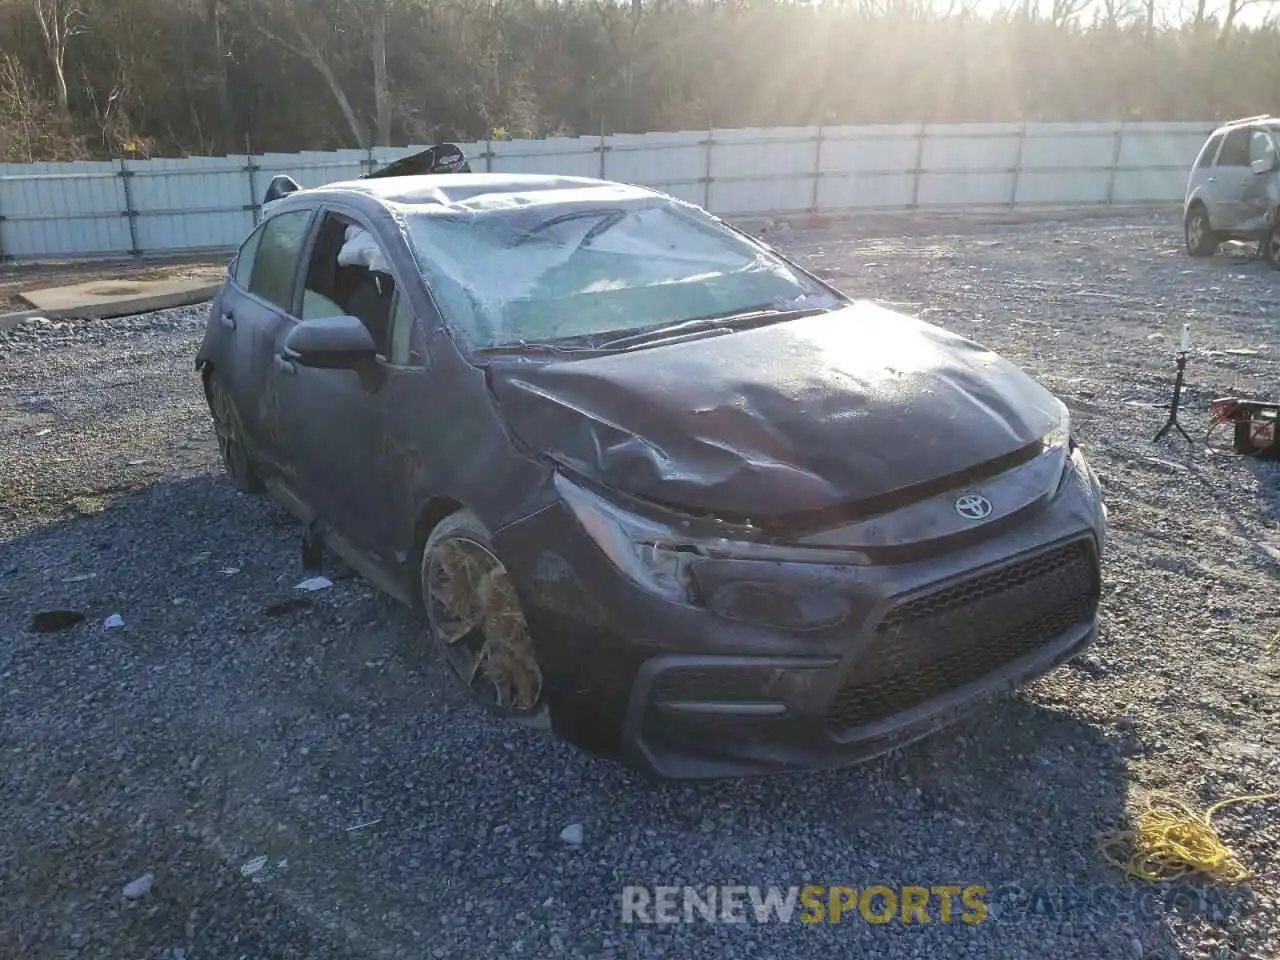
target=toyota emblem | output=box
[954,494,993,520]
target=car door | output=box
[1240,128,1278,233]
[267,207,409,561]
[1209,127,1254,231]
[216,206,317,473]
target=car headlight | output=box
[1043,401,1070,453]
[553,472,871,603]
[1042,401,1073,492]
[554,472,705,601]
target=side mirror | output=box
[1252,155,1276,175]
[283,315,378,370]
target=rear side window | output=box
[238,210,313,312]
[1196,134,1223,169]
[1218,128,1251,167]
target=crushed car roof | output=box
[315,173,666,213]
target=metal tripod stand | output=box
[1153,350,1193,444]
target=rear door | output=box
[1209,126,1254,231]
[216,206,317,472]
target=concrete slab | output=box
[17,268,225,320]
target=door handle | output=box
[1207,176,1216,182]
[274,354,296,376]
[219,310,236,330]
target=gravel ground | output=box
[1,210,1278,960]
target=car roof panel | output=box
[311,172,666,212]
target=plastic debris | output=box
[34,428,52,437]
[30,610,86,633]
[240,856,268,877]
[104,613,125,628]
[122,872,154,899]
[295,576,333,592]
[559,823,584,845]
[346,818,383,832]
[220,567,241,576]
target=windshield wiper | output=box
[597,304,830,351]
[470,340,607,360]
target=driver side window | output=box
[301,212,398,360]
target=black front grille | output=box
[826,539,1100,732]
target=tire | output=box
[1262,225,1280,269]
[419,509,550,729]
[1185,205,1218,258]
[205,373,265,494]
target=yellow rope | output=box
[1097,791,1279,884]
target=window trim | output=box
[228,205,319,317]
[384,287,431,370]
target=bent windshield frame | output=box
[401,196,844,353]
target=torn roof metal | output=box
[323,173,665,214]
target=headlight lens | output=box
[1043,402,1073,493]
[554,472,870,602]
[554,472,704,601]
[1043,403,1071,453]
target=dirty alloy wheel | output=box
[1184,206,1217,258]
[420,510,549,728]
[206,374,264,494]
[1262,226,1280,269]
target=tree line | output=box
[0,0,1276,163]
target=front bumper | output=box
[494,455,1106,780]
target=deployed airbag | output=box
[338,224,391,274]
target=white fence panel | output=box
[129,156,252,253]
[0,161,130,258]
[815,125,919,210]
[607,130,706,205]
[918,124,1020,207]
[0,120,1218,261]
[706,126,820,215]
[489,138,599,177]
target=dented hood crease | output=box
[487,302,1062,520]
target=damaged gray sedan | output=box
[196,163,1108,779]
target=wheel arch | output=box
[412,495,467,560]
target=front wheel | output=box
[419,510,549,728]
[1185,206,1218,258]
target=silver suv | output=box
[1184,114,1280,265]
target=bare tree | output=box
[254,3,367,148]
[1221,0,1269,33]
[1051,0,1090,27]
[32,0,85,114]
[592,0,645,129]
[373,0,390,146]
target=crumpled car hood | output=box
[488,301,1063,522]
